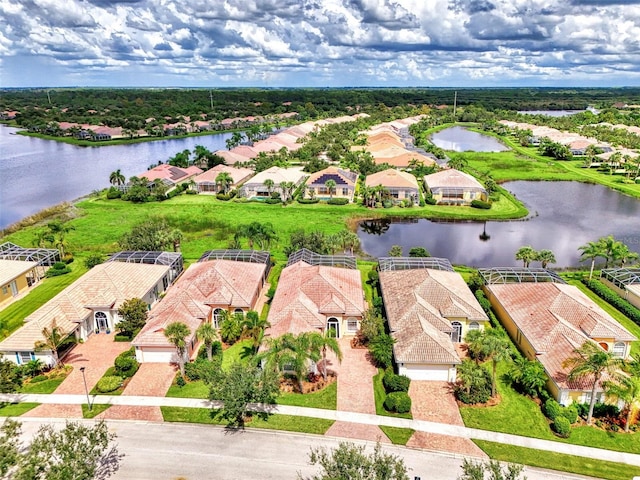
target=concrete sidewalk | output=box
[2,392,639,467]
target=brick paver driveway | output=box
[407,381,487,458]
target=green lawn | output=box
[379,426,414,446]
[372,369,412,419]
[460,362,640,455]
[0,402,39,416]
[276,381,337,410]
[160,406,334,435]
[166,378,209,399]
[19,370,70,394]
[82,403,111,419]
[475,440,640,480]
[221,340,254,370]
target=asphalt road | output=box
[18,419,594,480]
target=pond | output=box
[0,126,234,229]
[430,126,509,152]
[357,181,640,268]
[517,110,585,117]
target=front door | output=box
[327,318,340,338]
[451,322,462,343]
[95,312,108,332]
[9,281,18,297]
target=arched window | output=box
[234,308,244,315]
[451,321,462,343]
[213,308,225,328]
[468,321,479,331]
[95,311,108,332]
[613,342,626,358]
[327,317,340,338]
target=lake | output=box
[517,110,585,117]
[357,181,640,268]
[0,126,234,229]
[430,126,509,152]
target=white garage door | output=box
[399,364,452,381]
[136,347,174,364]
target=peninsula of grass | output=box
[160,406,334,435]
[379,426,415,446]
[82,403,111,419]
[474,440,640,480]
[0,402,39,416]
[373,369,412,419]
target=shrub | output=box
[21,359,46,378]
[264,198,282,204]
[114,335,130,342]
[96,375,123,393]
[582,279,640,326]
[424,196,437,205]
[84,253,105,270]
[297,198,320,204]
[216,193,232,201]
[114,356,138,378]
[384,391,412,413]
[455,382,491,405]
[186,189,197,195]
[470,199,492,209]
[327,198,349,205]
[106,187,122,199]
[552,416,571,438]
[187,357,221,381]
[45,263,71,277]
[176,375,186,387]
[383,370,411,393]
[368,334,394,369]
[593,402,620,418]
[562,405,579,424]
[543,399,562,420]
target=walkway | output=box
[3,392,639,468]
[325,338,390,443]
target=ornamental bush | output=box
[297,198,320,204]
[543,399,562,420]
[96,375,123,393]
[552,416,571,438]
[383,370,411,393]
[106,187,122,199]
[327,198,349,205]
[561,405,579,424]
[470,199,492,209]
[264,198,282,204]
[384,391,412,413]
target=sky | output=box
[1,0,640,88]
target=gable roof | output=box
[139,164,202,184]
[194,165,254,185]
[266,261,366,338]
[0,260,38,287]
[380,267,488,365]
[246,166,306,185]
[424,169,485,190]
[487,282,636,390]
[365,169,419,189]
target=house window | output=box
[234,308,244,315]
[451,322,462,343]
[212,308,225,328]
[327,318,340,338]
[469,322,479,331]
[342,188,349,196]
[1,286,7,295]
[19,352,33,364]
[613,342,626,358]
[347,318,358,332]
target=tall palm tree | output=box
[611,242,639,267]
[325,179,336,200]
[241,311,270,355]
[164,322,191,378]
[579,240,605,280]
[603,374,640,432]
[264,178,275,196]
[480,329,512,397]
[284,332,321,393]
[308,331,343,381]
[34,319,67,367]
[109,169,125,186]
[46,220,75,258]
[563,341,623,424]
[464,329,485,365]
[600,235,621,268]
[515,246,537,268]
[215,172,234,194]
[196,322,218,361]
[536,249,557,269]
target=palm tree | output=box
[603,374,640,432]
[515,246,537,268]
[308,331,343,381]
[46,220,75,258]
[241,311,270,355]
[196,322,218,361]
[325,179,336,200]
[536,249,556,269]
[215,172,234,194]
[34,319,67,367]
[600,235,621,268]
[109,169,125,186]
[465,329,485,365]
[563,341,623,424]
[447,157,468,171]
[579,240,605,280]
[164,321,191,378]
[457,359,485,396]
[284,333,321,393]
[480,329,512,397]
[611,242,640,267]
[264,179,275,196]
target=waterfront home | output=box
[365,169,420,204]
[133,250,270,363]
[0,252,182,366]
[601,268,640,310]
[305,167,358,201]
[423,169,487,205]
[240,166,306,200]
[265,249,366,340]
[137,164,203,188]
[379,257,488,381]
[193,165,254,194]
[481,268,636,406]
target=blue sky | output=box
[1,0,640,87]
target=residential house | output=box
[241,166,306,200]
[137,164,203,189]
[0,252,182,366]
[305,167,358,201]
[424,169,487,205]
[601,268,640,310]
[481,268,636,405]
[379,257,488,381]
[365,169,420,204]
[265,249,366,340]
[133,250,270,363]
[193,165,254,194]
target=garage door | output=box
[399,364,453,381]
[136,347,174,364]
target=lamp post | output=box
[80,367,92,411]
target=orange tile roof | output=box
[139,164,202,183]
[365,169,419,190]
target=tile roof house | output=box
[600,268,640,311]
[379,259,488,381]
[0,260,174,366]
[424,169,487,205]
[241,166,307,200]
[365,169,420,204]
[305,167,358,202]
[0,260,39,310]
[138,164,203,187]
[265,253,366,340]
[193,165,254,194]
[133,254,269,363]
[484,280,636,405]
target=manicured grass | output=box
[0,402,39,416]
[372,369,412,419]
[166,378,209,399]
[276,381,337,410]
[19,369,70,394]
[474,440,640,480]
[221,340,254,371]
[358,262,377,304]
[160,406,334,435]
[379,426,415,446]
[82,403,111,418]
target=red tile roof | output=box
[139,164,202,183]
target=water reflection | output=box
[430,126,509,152]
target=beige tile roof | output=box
[246,166,306,185]
[0,260,38,286]
[380,268,487,365]
[194,165,254,185]
[365,169,419,190]
[214,150,254,165]
[424,169,485,190]
[487,283,636,390]
[266,261,366,338]
[372,148,436,168]
[133,259,266,347]
[0,262,170,351]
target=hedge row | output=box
[582,278,640,326]
[327,198,349,205]
[470,199,492,209]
